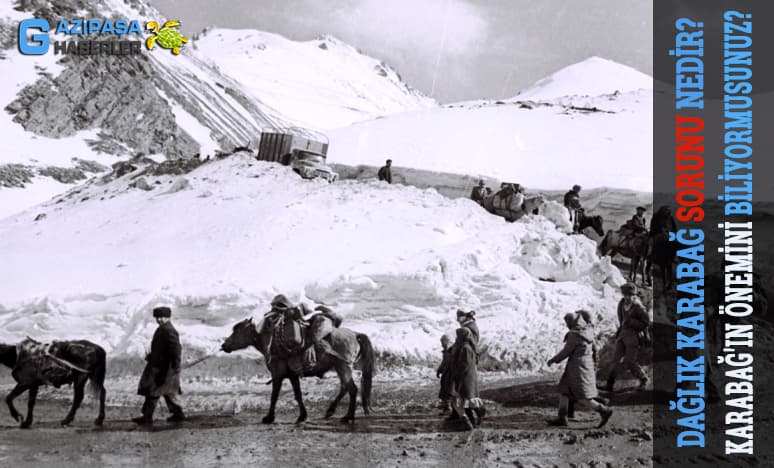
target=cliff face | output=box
[0,0,436,218]
[6,53,199,159]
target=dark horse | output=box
[0,338,106,428]
[221,317,375,424]
[598,229,650,285]
[577,213,605,237]
[649,230,676,289]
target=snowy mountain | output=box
[327,86,652,192]
[191,28,435,130]
[0,154,627,370]
[0,0,433,219]
[514,56,653,101]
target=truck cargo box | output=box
[257,130,329,165]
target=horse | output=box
[577,213,605,237]
[647,206,678,290]
[481,191,545,222]
[649,230,676,289]
[221,317,375,424]
[0,338,106,428]
[598,229,650,285]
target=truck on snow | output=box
[256,129,339,183]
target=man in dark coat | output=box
[470,180,487,204]
[563,185,582,233]
[378,159,392,183]
[563,184,581,207]
[600,283,650,392]
[630,207,647,231]
[133,306,184,424]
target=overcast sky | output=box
[151,0,652,103]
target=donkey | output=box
[0,338,106,428]
[221,317,375,424]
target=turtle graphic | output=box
[146,20,189,55]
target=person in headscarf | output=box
[546,312,613,427]
[449,326,483,430]
[456,309,479,345]
[565,310,608,420]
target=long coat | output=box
[450,328,479,400]
[618,299,650,335]
[378,165,392,183]
[138,321,182,397]
[460,319,479,347]
[437,348,453,399]
[551,325,598,400]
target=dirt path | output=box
[0,373,652,467]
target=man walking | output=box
[133,306,185,425]
[600,283,650,392]
[378,159,392,184]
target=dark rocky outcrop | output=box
[6,53,199,159]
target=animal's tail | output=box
[88,346,107,400]
[355,333,375,414]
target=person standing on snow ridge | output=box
[378,159,393,184]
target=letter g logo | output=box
[18,18,50,55]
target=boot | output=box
[597,406,613,428]
[465,408,479,428]
[132,416,152,425]
[546,406,568,426]
[166,413,186,423]
[461,413,475,431]
[567,399,576,420]
[474,406,486,426]
[599,374,615,392]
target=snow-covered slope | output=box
[0,0,433,219]
[327,88,652,192]
[0,154,626,369]
[515,56,652,101]
[191,29,435,130]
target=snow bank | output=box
[0,155,625,369]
